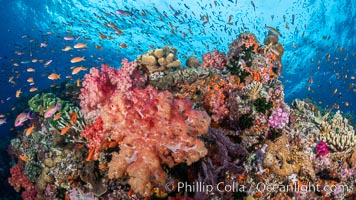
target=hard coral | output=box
[104,85,210,197]
[137,46,181,73]
[319,111,356,152]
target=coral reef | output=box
[8,164,38,199]
[268,106,290,129]
[7,31,356,200]
[186,55,201,68]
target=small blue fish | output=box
[116,9,133,16]
[251,1,256,11]
[20,60,30,64]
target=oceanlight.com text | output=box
[170,181,352,194]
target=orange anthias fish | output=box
[70,57,85,63]
[19,155,29,162]
[48,73,61,80]
[70,112,77,124]
[53,113,62,120]
[29,87,38,92]
[25,124,35,136]
[72,66,87,75]
[73,43,87,49]
[120,43,128,48]
[27,77,34,83]
[62,46,73,51]
[61,125,71,135]
[27,68,35,72]
[15,89,22,98]
[99,32,107,39]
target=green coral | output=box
[28,93,86,133]
[24,161,42,182]
[28,93,64,113]
[254,97,273,114]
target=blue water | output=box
[0,0,355,197]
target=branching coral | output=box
[319,111,356,152]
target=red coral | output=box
[79,59,138,122]
[202,50,227,69]
[80,117,108,161]
[8,164,38,199]
[204,89,229,123]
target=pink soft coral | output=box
[268,107,289,129]
[202,50,227,69]
[103,85,210,197]
[79,59,138,122]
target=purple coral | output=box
[315,142,329,157]
[268,107,289,129]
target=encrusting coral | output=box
[263,134,316,181]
